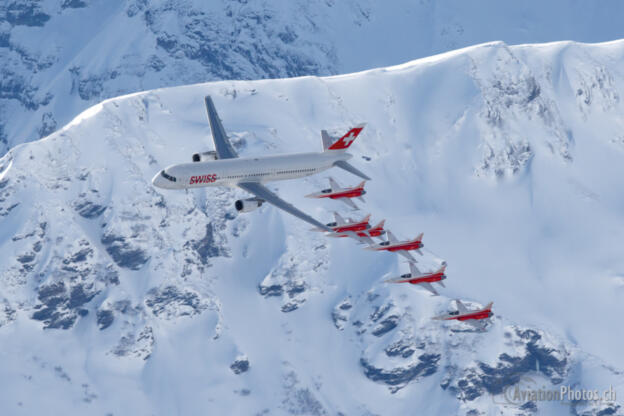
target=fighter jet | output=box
[305,177,366,210]
[385,263,446,296]
[365,230,424,262]
[432,300,494,330]
[319,212,371,234]
[152,96,370,233]
[314,212,386,243]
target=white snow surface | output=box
[1,40,624,415]
[3,0,624,155]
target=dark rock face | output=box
[4,2,51,27]
[371,315,399,337]
[281,303,298,313]
[230,358,250,374]
[96,309,114,330]
[139,4,332,81]
[258,284,283,297]
[74,200,106,218]
[101,233,149,270]
[449,328,568,402]
[68,283,97,309]
[37,112,57,138]
[31,281,99,329]
[145,286,204,319]
[61,0,87,9]
[331,299,352,330]
[360,353,441,391]
[63,247,92,264]
[385,340,416,359]
[185,223,228,265]
[370,302,393,322]
[0,68,51,111]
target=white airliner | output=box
[152,96,370,232]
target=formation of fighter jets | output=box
[152,96,494,330]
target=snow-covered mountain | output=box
[3,0,624,156]
[1,39,624,415]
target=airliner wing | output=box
[205,96,238,159]
[238,182,332,232]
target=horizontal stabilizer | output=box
[334,160,371,181]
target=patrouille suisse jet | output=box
[152,96,370,232]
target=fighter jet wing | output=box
[465,320,486,330]
[328,177,340,191]
[408,262,421,275]
[238,182,332,232]
[342,231,374,245]
[386,230,399,244]
[455,300,469,314]
[397,250,416,262]
[204,96,238,160]
[419,282,439,296]
[333,211,347,225]
[339,197,359,210]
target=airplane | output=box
[317,211,371,234]
[365,230,424,262]
[305,177,366,210]
[432,300,494,330]
[385,263,446,296]
[316,212,386,243]
[152,96,370,232]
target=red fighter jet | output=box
[305,177,366,210]
[315,212,385,242]
[365,230,424,262]
[385,263,446,296]
[432,300,494,330]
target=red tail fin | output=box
[371,219,385,231]
[327,124,366,150]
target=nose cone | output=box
[152,171,168,189]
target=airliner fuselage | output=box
[153,151,350,190]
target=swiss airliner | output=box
[152,96,369,231]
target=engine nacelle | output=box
[192,151,218,162]
[235,198,265,213]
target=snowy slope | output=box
[1,40,624,415]
[3,0,624,156]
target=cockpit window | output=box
[160,170,177,182]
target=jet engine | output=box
[192,151,218,162]
[235,198,265,213]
